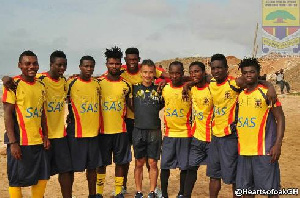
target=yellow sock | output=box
[115,177,124,195]
[9,187,22,198]
[31,180,47,198]
[96,173,106,194]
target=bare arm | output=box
[259,80,277,105]
[269,106,285,163]
[4,103,22,160]
[2,76,17,91]
[41,108,50,149]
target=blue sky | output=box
[0,0,262,75]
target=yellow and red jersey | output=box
[98,76,131,134]
[120,64,164,119]
[190,84,213,142]
[162,83,192,138]
[209,76,240,137]
[37,73,67,139]
[67,77,100,138]
[237,85,281,155]
[2,76,46,146]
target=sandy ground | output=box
[0,95,300,198]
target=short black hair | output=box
[19,50,37,63]
[141,59,155,68]
[189,61,205,72]
[80,55,95,65]
[125,48,139,56]
[211,54,228,68]
[238,57,261,72]
[105,46,123,61]
[50,50,66,64]
[169,61,184,72]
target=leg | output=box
[86,169,97,195]
[161,169,170,197]
[31,180,48,198]
[115,164,125,195]
[183,166,199,198]
[122,162,130,191]
[279,81,284,93]
[96,166,107,195]
[209,178,221,198]
[148,158,158,192]
[284,81,290,93]
[58,172,73,198]
[135,158,146,192]
[179,170,187,196]
[9,187,22,198]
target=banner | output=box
[262,0,299,55]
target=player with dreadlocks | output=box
[96,46,132,198]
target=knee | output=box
[136,159,146,168]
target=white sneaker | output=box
[154,187,162,198]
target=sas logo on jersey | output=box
[166,108,185,117]
[26,107,43,118]
[224,91,232,99]
[255,98,263,108]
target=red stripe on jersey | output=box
[164,116,169,137]
[275,100,281,106]
[39,128,43,138]
[224,100,237,136]
[122,105,127,132]
[70,99,83,138]
[44,109,49,136]
[191,122,196,136]
[99,102,104,134]
[63,126,67,137]
[258,109,269,155]
[206,109,213,142]
[186,108,192,137]
[15,105,28,145]
[2,88,8,102]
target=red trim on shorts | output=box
[206,109,213,142]
[191,122,196,136]
[164,116,169,137]
[39,128,43,139]
[70,99,82,138]
[186,108,192,137]
[258,109,269,155]
[15,105,28,145]
[2,88,8,102]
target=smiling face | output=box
[124,53,140,72]
[79,60,95,79]
[141,64,155,84]
[50,57,67,77]
[18,56,39,77]
[210,60,228,83]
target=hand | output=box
[182,85,190,101]
[269,143,281,163]
[3,76,17,91]
[157,79,166,94]
[43,137,51,150]
[266,86,277,106]
[10,144,22,160]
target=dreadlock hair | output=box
[125,47,139,56]
[189,61,205,72]
[169,61,184,73]
[19,50,37,63]
[105,46,123,61]
[238,57,261,73]
[50,50,66,64]
[80,55,95,65]
[211,54,228,68]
